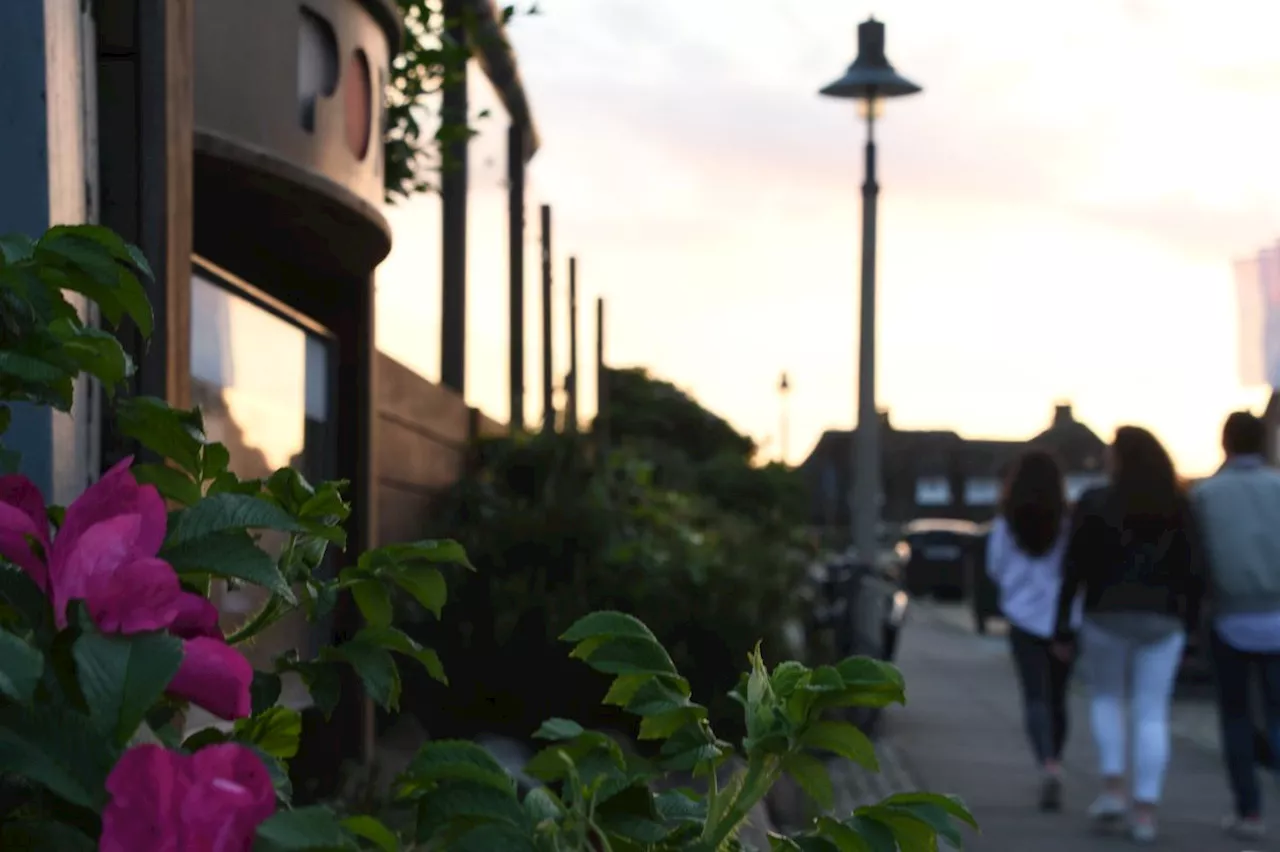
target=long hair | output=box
[1109,425,1181,523]
[1000,449,1066,557]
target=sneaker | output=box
[1087,793,1127,829]
[1223,814,1266,840]
[1129,815,1157,844]
[1038,774,1062,812]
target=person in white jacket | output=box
[986,449,1082,811]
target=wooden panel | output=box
[377,417,466,493]
[377,354,472,445]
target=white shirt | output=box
[986,516,1082,639]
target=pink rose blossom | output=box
[0,458,253,719]
[102,743,276,852]
[169,637,254,721]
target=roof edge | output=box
[467,0,541,158]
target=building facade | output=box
[802,403,1108,533]
[1,0,538,782]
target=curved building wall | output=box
[194,0,392,207]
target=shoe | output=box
[1129,815,1157,844]
[1038,774,1062,812]
[1087,793,1127,830]
[1223,814,1266,840]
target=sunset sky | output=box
[377,0,1280,478]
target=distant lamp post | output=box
[778,372,791,465]
[820,17,921,559]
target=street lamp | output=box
[820,18,921,559]
[778,372,791,465]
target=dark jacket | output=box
[1053,485,1205,641]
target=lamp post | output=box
[778,372,791,465]
[820,18,921,559]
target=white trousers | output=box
[1080,621,1186,804]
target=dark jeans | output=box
[1009,626,1073,765]
[1211,630,1280,818]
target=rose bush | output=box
[0,225,977,850]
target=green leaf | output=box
[812,816,871,852]
[855,807,943,851]
[390,567,447,618]
[0,566,44,623]
[234,706,302,759]
[402,739,515,793]
[523,786,563,823]
[350,579,393,628]
[132,462,203,506]
[252,670,284,715]
[844,816,898,852]
[783,752,834,811]
[351,626,447,685]
[323,641,400,710]
[38,227,154,336]
[573,636,678,677]
[115,396,205,475]
[164,529,294,602]
[0,233,36,263]
[358,539,473,573]
[201,442,231,481]
[415,780,528,842]
[340,816,398,852]
[560,610,663,644]
[0,627,43,702]
[800,721,878,771]
[0,704,116,808]
[878,792,978,829]
[167,493,302,546]
[53,322,134,390]
[73,628,184,744]
[255,805,355,851]
[533,718,584,742]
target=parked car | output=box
[967,521,1002,634]
[901,518,983,600]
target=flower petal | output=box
[55,456,166,563]
[0,503,49,592]
[86,558,183,635]
[49,515,142,628]
[102,743,187,852]
[169,637,253,720]
[0,474,49,543]
[171,592,222,640]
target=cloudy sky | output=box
[378,0,1280,477]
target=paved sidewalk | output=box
[873,602,1273,851]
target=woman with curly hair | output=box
[987,449,1078,811]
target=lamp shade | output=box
[820,18,921,100]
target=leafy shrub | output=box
[410,431,815,742]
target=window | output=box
[298,8,339,133]
[963,477,1000,506]
[344,48,372,159]
[915,476,951,507]
[188,261,335,726]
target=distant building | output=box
[800,403,1107,533]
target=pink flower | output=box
[0,458,253,720]
[169,637,254,720]
[101,743,276,852]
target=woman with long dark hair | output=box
[1053,426,1205,844]
[986,449,1078,811]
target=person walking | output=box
[1191,411,1280,842]
[1053,425,1205,844]
[986,450,1079,811]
